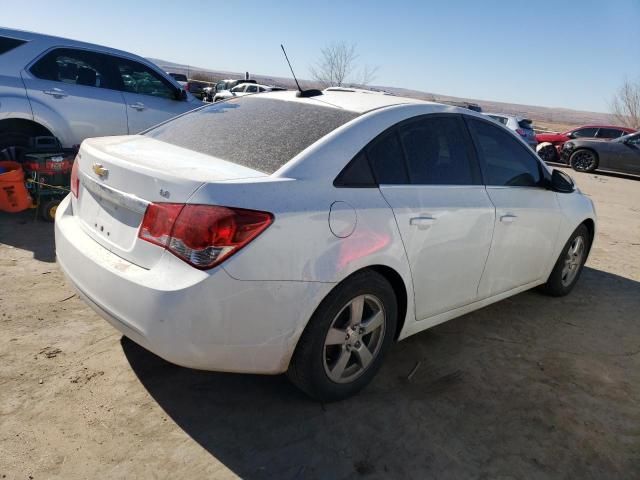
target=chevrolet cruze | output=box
[55,88,596,401]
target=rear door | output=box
[109,57,197,133]
[466,116,562,298]
[373,114,495,320]
[22,47,128,146]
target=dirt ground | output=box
[1,167,639,479]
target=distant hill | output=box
[149,57,615,131]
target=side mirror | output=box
[566,132,575,139]
[550,169,575,193]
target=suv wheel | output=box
[287,270,397,402]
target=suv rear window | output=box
[518,119,533,129]
[0,36,27,55]
[169,73,188,82]
[145,96,359,174]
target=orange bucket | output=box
[0,161,32,213]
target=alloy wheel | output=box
[561,235,585,287]
[323,294,386,384]
[571,151,596,171]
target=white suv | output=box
[0,28,202,160]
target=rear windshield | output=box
[518,119,533,129]
[146,96,359,174]
[488,115,508,125]
[169,73,188,81]
[0,36,27,55]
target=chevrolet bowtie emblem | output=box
[92,163,108,178]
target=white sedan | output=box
[213,82,284,101]
[55,89,596,401]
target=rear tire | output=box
[539,224,590,297]
[570,149,598,172]
[287,270,397,402]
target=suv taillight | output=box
[138,203,273,269]
[70,158,79,197]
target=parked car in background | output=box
[560,131,640,174]
[183,80,212,100]
[536,125,635,163]
[0,28,202,161]
[56,89,596,401]
[207,78,257,101]
[213,83,285,102]
[486,113,537,149]
[442,100,482,112]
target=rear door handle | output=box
[500,214,517,223]
[129,102,145,111]
[410,216,436,228]
[43,88,67,98]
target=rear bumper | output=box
[55,195,331,374]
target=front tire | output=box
[287,270,397,402]
[539,224,590,297]
[570,149,598,172]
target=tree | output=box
[310,42,378,88]
[611,79,640,130]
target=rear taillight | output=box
[516,128,526,136]
[138,203,273,269]
[70,158,79,197]
[185,82,190,92]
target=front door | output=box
[466,116,562,298]
[370,114,495,320]
[110,57,197,134]
[23,47,128,147]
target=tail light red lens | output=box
[138,203,273,269]
[70,158,80,197]
[516,128,526,136]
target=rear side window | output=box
[489,115,508,125]
[596,128,624,139]
[398,115,479,185]
[467,117,541,187]
[146,96,359,174]
[0,36,26,55]
[366,130,409,184]
[30,48,115,89]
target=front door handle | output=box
[500,214,517,223]
[43,88,67,98]
[129,102,145,111]
[410,216,436,228]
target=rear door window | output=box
[596,128,624,139]
[146,96,359,174]
[467,117,542,187]
[398,115,480,185]
[30,48,116,89]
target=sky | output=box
[2,0,639,113]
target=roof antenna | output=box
[280,44,322,98]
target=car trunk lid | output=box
[73,135,266,269]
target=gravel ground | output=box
[1,167,639,479]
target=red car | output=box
[536,125,636,162]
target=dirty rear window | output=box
[145,96,359,174]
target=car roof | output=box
[258,88,428,114]
[0,27,148,61]
[572,124,636,131]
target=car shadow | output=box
[122,266,640,479]
[0,210,56,262]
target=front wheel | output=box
[539,224,590,297]
[570,149,598,172]
[287,270,397,402]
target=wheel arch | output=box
[0,118,54,138]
